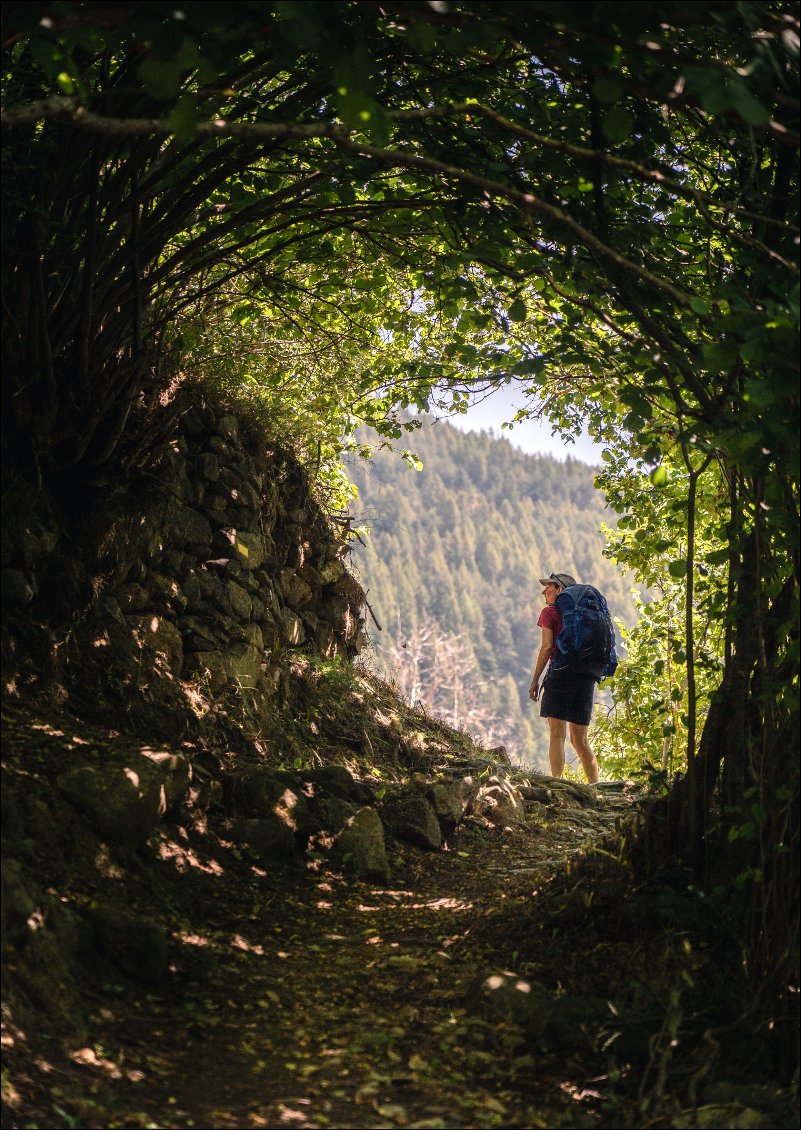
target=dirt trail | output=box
[12,787,635,1130]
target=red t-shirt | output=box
[537,604,562,660]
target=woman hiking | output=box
[529,571,600,784]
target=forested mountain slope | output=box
[348,418,637,769]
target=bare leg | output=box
[547,717,567,778]
[569,722,599,784]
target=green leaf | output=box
[742,379,780,408]
[697,75,732,116]
[623,410,646,433]
[700,342,739,373]
[719,429,765,465]
[139,58,183,101]
[689,297,710,315]
[649,466,668,488]
[169,94,198,143]
[401,450,423,471]
[592,75,624,104]
[602,107,634,143]
[30,38,64,80]
[507,299,527,322]
[619,387,653,414]
[406,22,438,54]
[705,547,730,566]
[365,103,391,147]
[668,560,688,578]
[729,83,771,127]
[335,88,390,145]
[230,304,259,325]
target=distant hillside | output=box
[347,417,637,770]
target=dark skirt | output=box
[540,670,596,726]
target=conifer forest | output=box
[349,418,639,771]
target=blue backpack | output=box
[551,584,618,681]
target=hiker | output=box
[529,571,600,784]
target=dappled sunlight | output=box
[352,895,477,920]
[415,896,474,912]
[178,932,212,948]
[28,720,90,748]
[276,787,302,827]
[176,926,268,958]
[181,680,211,716]
[560,1080,604,1104]
[94,845,125,880]
[230,934,266,956]
[485,972,531,994]
[70,1045,144,1081]
[374,707,401,727]
[1,1017,28,1053]
[276,1102,315,1124]
[0,1077,21,1109]
[25,909,45,932]
[157,838,225,876]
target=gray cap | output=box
[538,572,577,589]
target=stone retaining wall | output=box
[103,402,367,688]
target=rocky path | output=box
[9,782,638,1130]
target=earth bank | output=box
[2,665,795,1130]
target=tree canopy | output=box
[2,0,799,1047]
[3,2,798,471]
